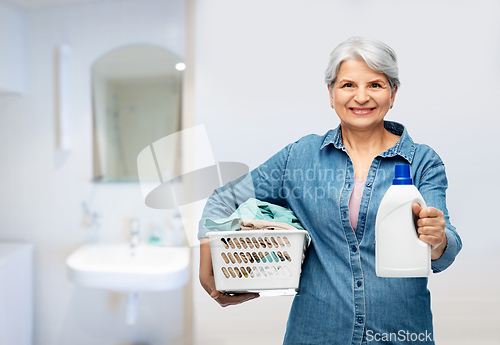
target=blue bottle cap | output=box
[393,165,413,185]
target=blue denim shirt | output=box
[199,121,462,345]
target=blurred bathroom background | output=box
[0,0,499,344]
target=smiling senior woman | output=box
[198,37,462,344]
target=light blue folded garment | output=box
[203,198,305,232]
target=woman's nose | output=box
[353,87,370,104]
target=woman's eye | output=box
[370,83,381,88]
[342,83,353,88]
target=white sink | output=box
[66,243,190,292]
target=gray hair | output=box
[324,37,400,92]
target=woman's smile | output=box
[349,107,375,115]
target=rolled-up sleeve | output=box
[197,143,294,239]
[417,162,462,273]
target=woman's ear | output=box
[327,84,334,108]
[390,85,398,107]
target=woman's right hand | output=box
[199,239,260,307]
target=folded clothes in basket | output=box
[239,219,298,231]
[203,198,306,232]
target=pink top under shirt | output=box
[349,175,367,232]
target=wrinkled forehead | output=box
[335,58,390,83]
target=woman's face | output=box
[329,58,396,132]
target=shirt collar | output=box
[320,121,415,163]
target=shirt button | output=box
[357,317,364,324]
[357,280,362,287]
[351,245,357,253]
[366,182,372,188]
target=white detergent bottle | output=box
[375,164,431,277]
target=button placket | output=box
[340,159,366,345]
[355,160,380,244]
[349,242,365,345]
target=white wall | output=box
[192,1,500,344]
[0,0,191,344]
[0,1,27,93]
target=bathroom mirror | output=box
[92,45,184,182]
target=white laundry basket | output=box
[208,229,309,294]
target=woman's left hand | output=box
[412,203,447,260]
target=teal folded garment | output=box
[203,198,305,232]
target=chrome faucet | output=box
[130,218,140,254]
[82,202,101,242]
